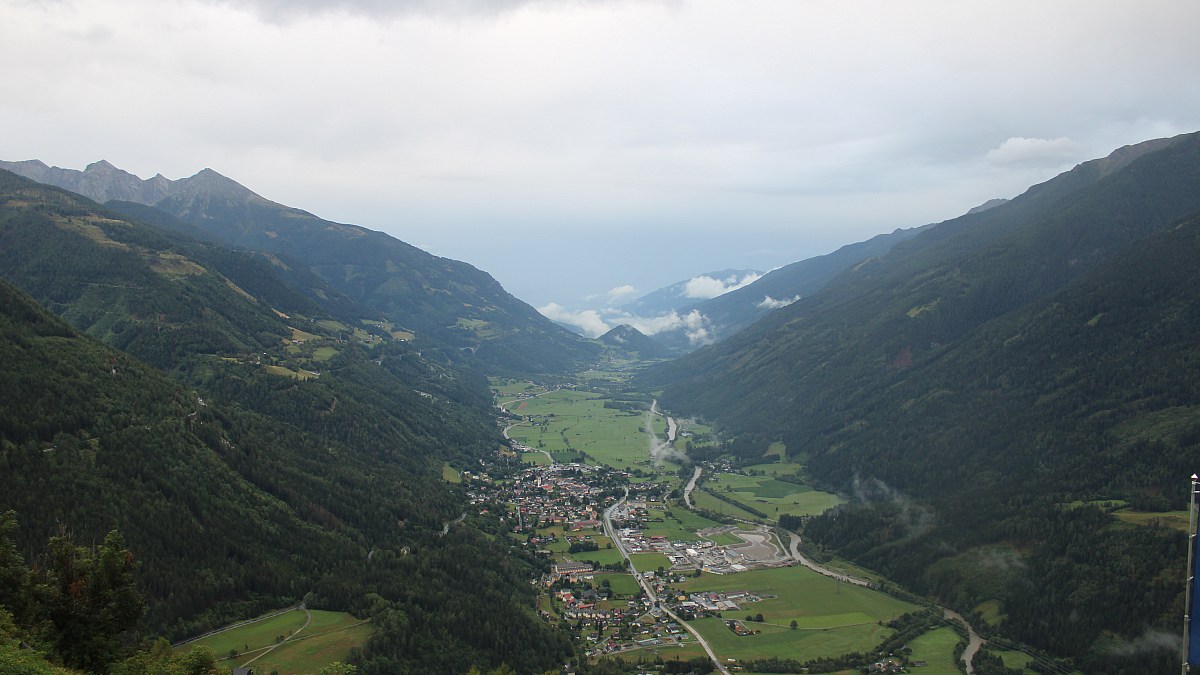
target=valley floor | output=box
[482,376,1036,674]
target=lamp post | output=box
[1184,474,1199,675]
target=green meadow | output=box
[703,470,843,520]
[594,572,642,597]
[638,507,727,542]
[179,608,369,673]
[503,390,659,469]
[688,616,891,663]
[678,566,916,662]
[906,627,962,674]
[248,611,372,674]
[630,552,672,571]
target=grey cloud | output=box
[986,136,1084,166]
[212,0,626,21]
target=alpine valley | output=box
[1,131,1199,675]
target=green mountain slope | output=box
[0,174,572,672]
[156,175,598,373]
[0,159,599,375]
[645,132,1200,668]
[652,132,1200,442]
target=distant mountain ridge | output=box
[0,159,173,204]
[620,269,762,316]
[0,159,598,374]
[598,324,672,359]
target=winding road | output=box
[786,532,870,587]
[603,489,730,675]
[497,390,555,464]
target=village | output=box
[461,457,801,661]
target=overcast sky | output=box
[3,0,1199,330]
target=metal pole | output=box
[1184,474,1198,675]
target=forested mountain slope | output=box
[645,132,1200,669]
[1,159,599,375]
[0,174,572,672]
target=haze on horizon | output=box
[3,0,1199,332]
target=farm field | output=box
[502,389,658,470]
[678,566,916,662]
[630,552,672,571]
[639,507,727,542]
[179,608,369,674]
[688,616,891,663]
[692,489,767,521]
[703,471,843,519]
[573,547,627,566]
[905,627,962,675]
[594,572,642,597]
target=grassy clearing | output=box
[249,611,371,674]
[180,609,370,674]
[743,461,807,477]
[1112,508,1190,532]
[262,365,319,381]
[311,345,339,362]
[986,647,1036,672]
[180,608,308,658]
[290,327,320,342]
[442,462,461,483]
[905,627,962,674]
[974,599,1005,626]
